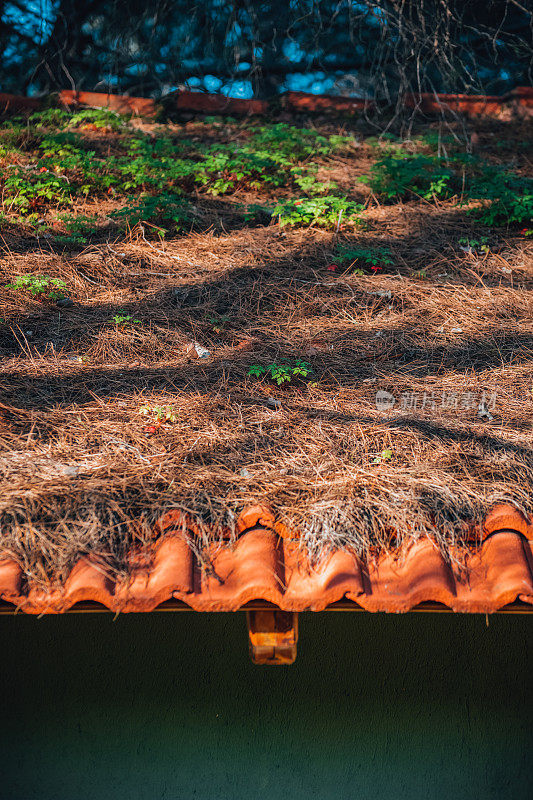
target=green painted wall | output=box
[0,611,531,799]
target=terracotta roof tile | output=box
[1,503,533,615]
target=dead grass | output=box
[0,113,532,585]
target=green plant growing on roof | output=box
[6,274,67,300]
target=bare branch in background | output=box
[0,0,530,102]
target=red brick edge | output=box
[404,87,532,118]
[0,92,42,112]
[0,86,530,119]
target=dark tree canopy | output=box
[1,1,531,98]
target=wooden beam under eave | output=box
[246,610,298,664]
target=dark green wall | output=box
[0,611,531,800]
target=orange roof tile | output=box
[0,504,532,615]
